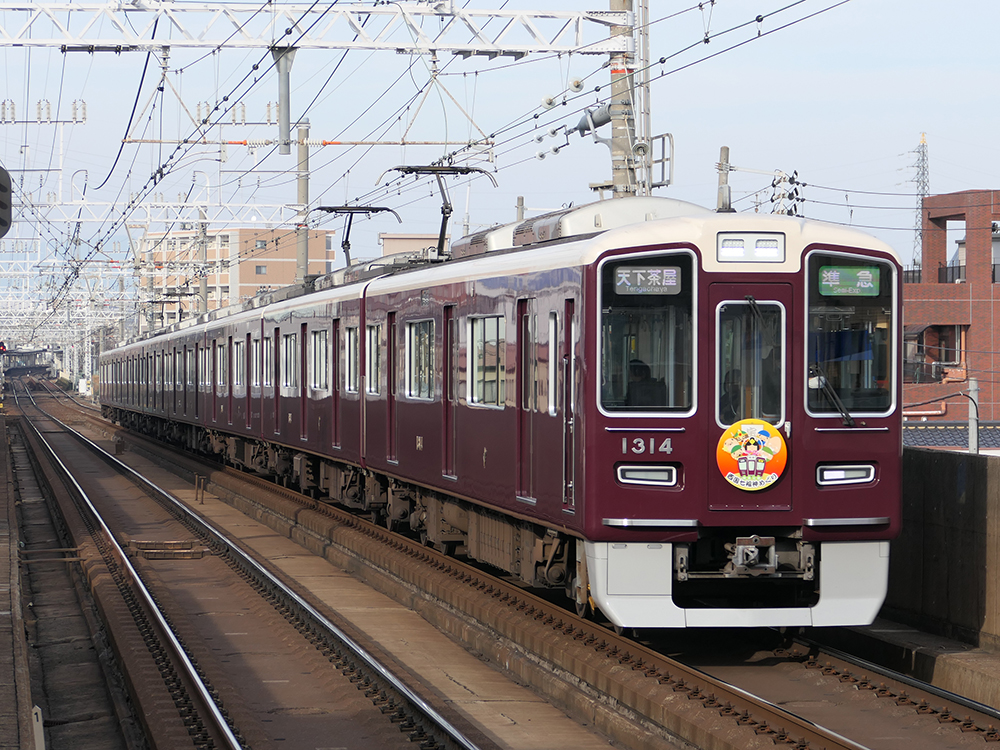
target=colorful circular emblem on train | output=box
[716,419,787,491]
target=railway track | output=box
[10,381,495,750]
[21,382,1000,750]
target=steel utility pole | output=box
[198,209,208,315]
[609,0,637,198]
[295,120,309,285]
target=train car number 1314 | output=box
[622,437,673,455]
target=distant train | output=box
[100,195,901,628]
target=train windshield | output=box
[600,253,694,412]
[717,300,784,425]
[807,252,894,415]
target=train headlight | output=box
[617,464,678,487]
[717,233,786,263]
[816,464,875,486]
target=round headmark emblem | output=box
[716,419,787,491]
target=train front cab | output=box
[582,221,901,628]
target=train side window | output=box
[216,341,228,388]
[366,325,381,395]
[310,329,329,390]
[234,340,245,387]
[200,346,210,388]
[470,315,505,406]
[547,312,558,416]
[281,333,298,388]
[262,336,273,387]
[250,338,261,388]
[345,327,359,393]
[406,319,434,400]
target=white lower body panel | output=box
[586,539,890,628]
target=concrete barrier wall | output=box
[884,448,1000,651]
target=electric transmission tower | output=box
[909,133,929,267]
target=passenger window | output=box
[470,316,505,406]
[281,334,298,388]
[345,327,359,393]
[406,320,434,399]
[310,329,329,390]
[366,325,381,395]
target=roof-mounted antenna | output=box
[381,165,498,257]
[313,205,402,267]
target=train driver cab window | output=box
[600,253,694,412]
[717,301,784,426]
[807,252,894,415]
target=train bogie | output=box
[99,196,902,628]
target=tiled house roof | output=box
[903,422,1000,449]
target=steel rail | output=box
[798,635,1000,722]
[13,381,244,749]
[16,380,485,750]
[97,404,881,750]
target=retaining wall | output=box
[884,447,1000,651]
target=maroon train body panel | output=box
[99,197,902,628]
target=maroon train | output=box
[100,196,902,628]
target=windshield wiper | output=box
[744,295,768,341]
[809,363,856,427]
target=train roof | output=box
[450,196,712,257]
[111,196,898,350]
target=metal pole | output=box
[296,119,310,285]
[198,209,208,315]
[969,377,979,455]
[717,146,735,213]
[271,47,297,156]
[146,238,155,332]
[608,0,636,198]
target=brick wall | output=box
[905,191,1000,421]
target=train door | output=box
[228,336,234,425]
[245,333,253,430]
[300,323,308,440]
[171,349,177,415]
[516,298,536,502]
[708,283,792,511]
[562,299,577,512]
[331,320,341,448]
[193,345,199,419]
[442,305,457,477]
[387,312,397,461]
[272,328,281,434]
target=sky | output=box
[0,0,997,306]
